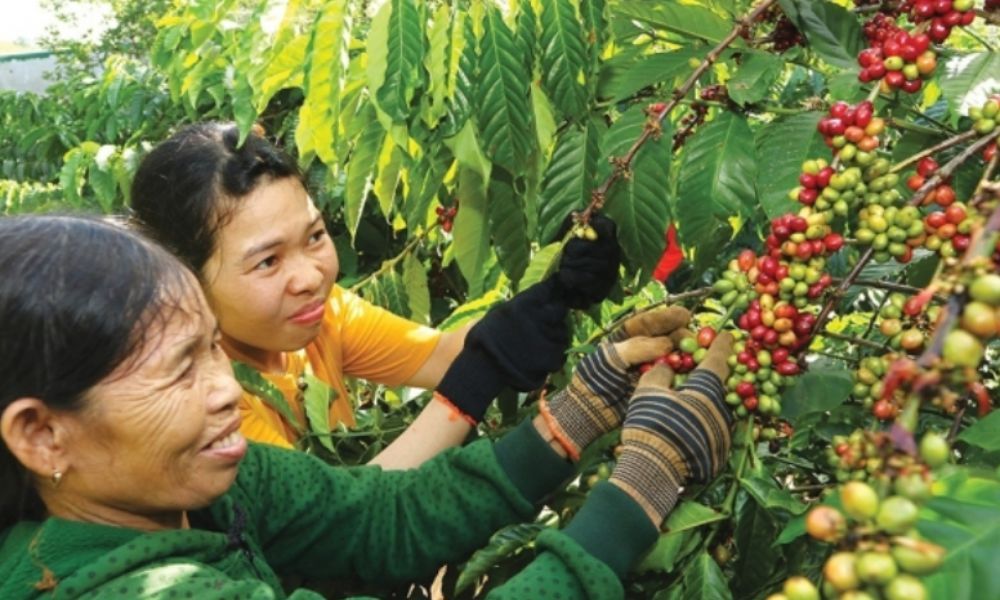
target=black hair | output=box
[0,215,196,532]
[129,122,303,275]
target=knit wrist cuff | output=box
[563,481,659,578]
[494,420,575,505]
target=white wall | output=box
[0,52,57,94]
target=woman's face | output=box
[56,281,246,527]
[202,176,338,361]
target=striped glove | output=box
[609,332,735,527]
[540,306,692,461]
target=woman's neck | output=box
[220,335,285,373]
[44,492,189,532]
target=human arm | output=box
[486,325,737,599]
[225,420,575,587]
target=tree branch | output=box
[812,129,1000,341]
[577,0,780,224]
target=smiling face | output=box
[201,176,338,368]
[48,279,246,530]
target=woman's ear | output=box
[1,398,68,481]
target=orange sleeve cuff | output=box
[433,392,478,426]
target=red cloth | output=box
[652,224,684,282]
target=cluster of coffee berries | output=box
[771,14,805,52]
[725,338,797,417]
[900,0,976,42]
[639,329,715,376]
[940,272,1000,369]
[878,293,938,356]
[859,19,936,93]
[856,204,924,263]
[905,156,957,207]
[817,101,884,159]
[852,354,908,420]
[773,433,951,600]
[435,202,458,233]
[792,159,836,208]
[797,164,872,216]
[969,95,1000,134]
[765,212,843,267]
[921,203,973,260]
[737,295,816,354]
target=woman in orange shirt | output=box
[129,122,620,469]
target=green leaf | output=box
[376,0,424,121]
[780,367,853,421]
[488,170,531,283]
[728,51,784,107]
[755,112,828,219]
[302,373,336,453]
[404,146,450,232]
[422,5,452,129]
[538,118,603,242]
[921,496,1000,600]
[612,1,732,44]
[373,135,404,217]
[665,501,727,534]
[532,82,558,155]
[519,242,562,289]
[579,0,606,76]
[255,36,308,111]
[453,167,491,296]
[938,53,1000,116]
[602,107,673,275]
[539,0,589,119]
[959,411,1000,452]
[774,513,807,545]
[402,254,431,324]
[455,523,544,594]
[739,474,807,516]
[441,10,475,137]
[477,5,534,172]
[677,112,757,269]
[345,120,385,239]
[295,0,350,164]
[778,0,864,70]
[438,290,503,331]
[515,0,538,71]
[731,493,781,596]
[598,48,704,103]
[232,362,303,433]
[635,530,694,575]
[669,551,733,600]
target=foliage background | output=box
[2,0,999,598]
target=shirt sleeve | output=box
[224,420,575,587]
[485,482,659,600]
[331,286,441,386]
[237,391,295,449]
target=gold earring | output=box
[51,471,63,487]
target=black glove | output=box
[436,214,620,421]
[437,279,570,422]
[554,214,621,309]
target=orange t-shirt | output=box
[236,285,441,448]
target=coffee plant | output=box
[3,0,1000,598]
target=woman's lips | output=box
[289,300,325,325]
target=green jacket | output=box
[0,421,656,599]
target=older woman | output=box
[0,216,733,599]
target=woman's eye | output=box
[254,256,278,271]
[308,229,326,244]
[177,361,195,382]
